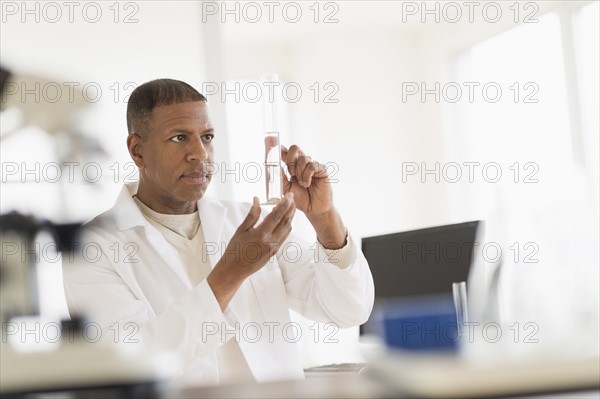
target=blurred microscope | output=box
[0,66,173,398]
[1,65,107,222]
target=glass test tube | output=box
[262,73,282,204]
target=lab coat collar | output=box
[112,182,227,267]
[198,195,227,269]
[112,182,227,241]
[109,182,227,287]
[113,182,146,231]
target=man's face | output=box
[129,101,214,213]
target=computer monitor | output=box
[361,221,480,331]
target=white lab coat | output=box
[63,183,374,385]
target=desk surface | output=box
[172,375,599,399]
[171,355,600,399]
[172,374,392,399]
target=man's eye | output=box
[170,134,186,143]
[203,134,214,142]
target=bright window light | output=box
[450,7,599,355]
[572,1,600,204]
[452,12,572,219]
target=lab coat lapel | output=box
[143,196,227,289]
[198,197,227,269]
[201,198,283,316]
[197,198,275,317]
[196,198,303,379]
[112,183,192,290]
[142,223,193,290]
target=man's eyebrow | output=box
[166,127,214,134]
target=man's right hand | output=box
[207,193,296,311]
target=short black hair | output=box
[126,78,206,136]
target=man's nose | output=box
[187,137,208,162]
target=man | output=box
[63,79,374,386]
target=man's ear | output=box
[127,134,144,168]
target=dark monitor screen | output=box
[361,221,479,326]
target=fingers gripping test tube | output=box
[262,73,283,204]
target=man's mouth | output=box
[181,172,209,185]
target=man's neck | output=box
[133,191,197,215]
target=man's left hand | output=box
[281,145,333,216]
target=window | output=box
[451,12,573,220]
[448,3,599,341]
[572,1,600,203]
